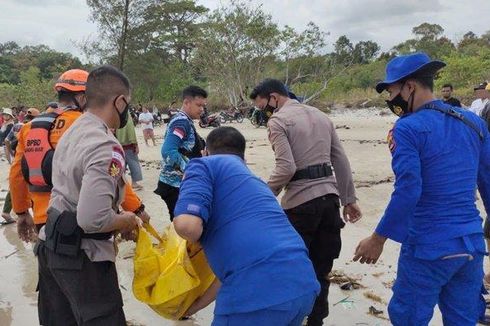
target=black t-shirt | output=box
[442,97,462,107]
[0,123,13,145]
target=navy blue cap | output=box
[376,52,446,94]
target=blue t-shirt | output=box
[376,100,490,249]
[174,154,320,314]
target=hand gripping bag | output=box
[132,223,215,319]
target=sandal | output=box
[479,315,490,325]
[0,219,16,225]
[132,184,143,190]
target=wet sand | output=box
[1,109,484,325]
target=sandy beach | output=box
[1,108,485,325]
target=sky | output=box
[1,0,488,61]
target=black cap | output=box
[474,82,488,91]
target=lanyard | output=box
[424,103,484,141]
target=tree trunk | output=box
[118,0,131,71]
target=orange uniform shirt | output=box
[9,110,141,225]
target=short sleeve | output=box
[174,159,213,223]
[77,141,123,233]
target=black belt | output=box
[82,232,113,240]
[291,163,332,181]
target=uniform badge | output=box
[109,146,125,178]
[387,129,396,153]
[393,106,403,116]
[109,162,121,177]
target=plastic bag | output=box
[132,223,216,320]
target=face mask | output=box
[72,95,84,111]
[114,97,129,129]
[386,83,415,117]
[261,96,277,112]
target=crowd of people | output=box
[0,51,489,326]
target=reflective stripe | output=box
[28,168,44,177]
[441,253,474,261]
[56,79,86,86]
[31,117,57,123]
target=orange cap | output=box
[54,69,89,92]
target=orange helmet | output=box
[54,69,89,93]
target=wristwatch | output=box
[133,204,145,215]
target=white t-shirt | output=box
[138,112,154,130]
[469,98,489,117]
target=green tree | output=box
[280,22,327,84]
[333,35,354,66]
[458,31,490,55]
[352,40,380,64]
[84,0,152,70]
[195,0,279,106]
[141,0,208,63]
[393,23,454,59]
[0,42,83,84]
[412,23,444,41]
[437,49,490,92]
[14,67,54,108]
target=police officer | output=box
[354,52,490,325]
[154,85,206,220]
[250,79,362,326]
[36,65,143,325]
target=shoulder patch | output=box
[387,129,396,153]
[172,127,186,139]
[109,146,125,177]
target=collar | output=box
[398,99,440,119]
[85,111,112,133]
[179,109,194,122]
[275,98,300,113]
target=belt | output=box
[122,143,137,151]
[82,232,113,240]
[291,163,332,181]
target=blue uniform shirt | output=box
[174,155,320,315]
[159,111,197,187]
[376,100,490,249]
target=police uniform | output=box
[267,98,357,326]
[154,110,204,220]
[374,53,490,325]
[36,111,133,325]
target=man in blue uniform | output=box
[173,127,320,325]
[353,52,490,325]
[154,86,206,220]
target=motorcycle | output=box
[219,108,244,123]
[199,110,221,128]
[249,107,270,128]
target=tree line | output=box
[1,0,489,110]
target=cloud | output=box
[0,0,489,59]
[0,0,96,58]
